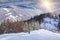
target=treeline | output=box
[0,19,40,34]
[0,19,24,34]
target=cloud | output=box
[0,0,60,21]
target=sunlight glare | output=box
[38,0,53,12]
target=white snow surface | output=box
[0,29,60,40]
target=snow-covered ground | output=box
[0,29,60,40]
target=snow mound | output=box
[0,29,60,40]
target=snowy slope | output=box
[0,0,41,21]
[0,6,42,21]
[0,29,60,40]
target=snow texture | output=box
[0,29,60,40]
[40,17,59,31]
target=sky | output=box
[38,0,60,12]
[0,0,60,21]
[0,0,60,12]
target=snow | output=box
[40,17,59,31]
[0,29,60,40]
[3,8,10,12]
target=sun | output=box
[38,0,53,12]
[42,0,51,7]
